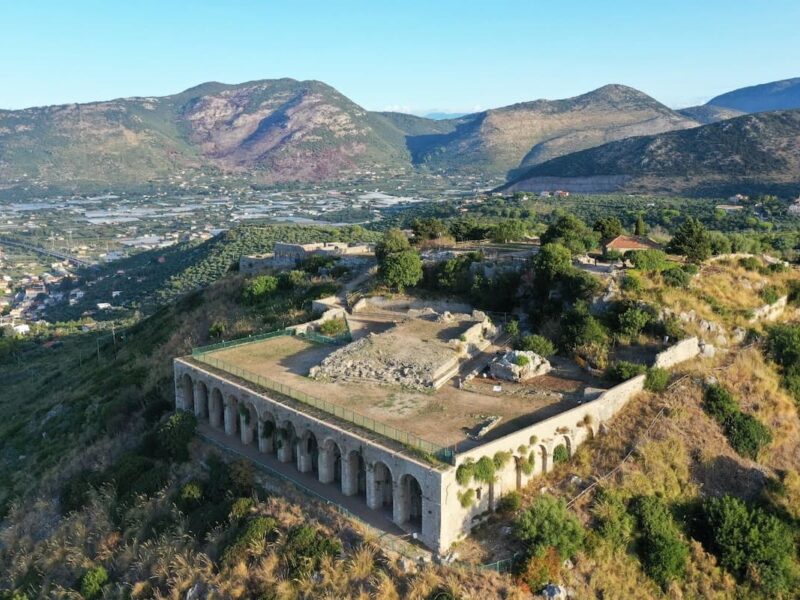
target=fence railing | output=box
[192,329,292,356]
[193,353,455,464]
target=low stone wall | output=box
[289,308,346,335]
[653,336,700,369]
[352,295,473,315]
[750,296,788,323]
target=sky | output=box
[1,0,799,114]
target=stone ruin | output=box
[489,350,551,382]
[309,309,495,391]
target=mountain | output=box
[707,77,800,114]
[0,78,413,188]
[677,105,746,124]
[0,80,700,188]
[504,110,800,196]
[423,111,468,120]
[384,84,699,178]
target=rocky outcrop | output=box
[490,351,551,382]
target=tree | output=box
[375,228,410,261]
[412,217,448,241]
[532,243,573,283]
[515,495,584,560]
[379,250,422,291]
[541,213,599,255]
[634,215,648,236]
[490,219,529,243]
[633,496,688,589]
[668,218,711,263]
[593,217,624,240]
[243,275,279,304]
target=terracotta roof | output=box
[604,235,660,251]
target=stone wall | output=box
[352,295,474,315]
[653,336,700,369]
[750,295,788,323]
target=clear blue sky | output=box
[1,0,798,113]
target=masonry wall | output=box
[174,358,448,552]
[653,336,700,369]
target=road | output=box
[0,236,92,267]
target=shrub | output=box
[457,488,476,508]
[243,275,279,304]
[616,306,652,339]
[514,354,530,367]
[760,285,782,305]
[493,451,513,468]
[319,317,347,336]
[515,495,584,560]
[208,320,226,339]
[738,256,762,272]
[515,334,556,357]
[521,547,562,592]
[621,272,643,292]
[662,266,691,289]
[284,524,343,577]
[702,495,795,595]
[456,460,474,486]
[592,488,635,548]
[645,367,670,392]
[157,411,197,461]
[80,566,109,600]
[222,516,278,565]
[505,320,520,338]
[632,496,688,589]
[631,249,670,273]
[378,249,423,291]
[607,360,647,382]
[726,412,772,459]
[704,384,739,422]
[229,497,255,521]
[497,492,522,513]
[552,444,569,464]
[473,456,496,484]
[177,480,204,512]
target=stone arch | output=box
[394,473,423,529]
[297,429,319,474]
[562,435,573,458]
[240,401,258,446]
[538,444,549,474]
[258,411,277,454]
[276,420,297,464]
[342,449,367,498]
[209,388,224,429]
[319,438,343,486]
[180,373,195,412]
[224,395,240,437]
[195,380,209,421]
[367,460,393,511]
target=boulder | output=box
[490,350,551,382]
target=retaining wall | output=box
[653,336,700,369]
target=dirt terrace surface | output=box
[207,310,607,449]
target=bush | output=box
[177,480,204,512]
[726,412,772,459]
[456,460,474,486]
[607,361,647,382]
[631,249,670,273]
[515,334,556,357]
[738,256,762,272]
[515,495,584,560]
[493,451,513,468]
[157,411,197,461]
[760,285,782,305]
[514,354,530,367]
[229,496,255,521]
[80,566,109,600]
[632,496,688,589]
[621,272,643,292]
[457,488,476,508]
[552,444,569,464]
[208,320,226,339]
[662,266,691,289]
[704,384,739,422]
[243,275,279,304]
[592,488,635,548]
[702,495,795,595]
[284,524,343,577]
[645,368,670,392]
[222,516,278,565]
[498,491,522,513]
[378,249,422,291]
[473,456,496,484]
[615,306,652,339]
[319,317,347,336]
